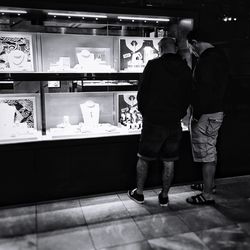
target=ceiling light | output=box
[0,9,27,14]
[48,12,107,18]
[117,16,170,22]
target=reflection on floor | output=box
[0,175,250,250]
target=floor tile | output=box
[81,201,130,225]
[218,182,250,198]
[0,234,36,250]
[0,213,36,238]
[196,224,250,250]
[215,175,250,185]
[0,205,35,218]
[100,241,152,250]
[238,222,250,236]
[148,232,208,250]
[121,199,150,217]
[169,185,195,194]
[37,207,86,233]
[80,194,120,206]
[215,202,250,223]
[38,226,94,250]
[142,196,172,214]
[177,207,233,232]
[89,218,144,249]
[37,199,80,213]
[135,213,189,239]
[168,191,200,211]
[118,190,156,202]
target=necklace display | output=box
[80,101,100,129]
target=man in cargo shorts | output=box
[186,30,229,205]
[127,37,192,206]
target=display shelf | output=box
[0,72,141,81]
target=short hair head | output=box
[158,37,176,50]
[158,37,177,54]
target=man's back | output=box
[192,47,229,119]
[137,53,192,125]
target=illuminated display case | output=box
[0,73,142,144]
[0,8,193,144]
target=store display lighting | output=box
[0,9,27,14]
[48,12,107,18]
[117,16,170,22]
[223,16,237,22]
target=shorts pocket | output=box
[192,142,208,159]
[206,118,223,136]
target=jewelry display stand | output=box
[80,100,100,130]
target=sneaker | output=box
[128,188,144,204]
[158,192,169,207]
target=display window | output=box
[0,6,193,144]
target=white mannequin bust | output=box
[80,100,100,129]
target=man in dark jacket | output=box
[128,37,192,206]
[186,30,229,205]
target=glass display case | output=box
[0,73,142,144]
[0,7,193,144]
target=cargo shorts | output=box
[190,112,224,162]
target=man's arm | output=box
[137,61,152,115]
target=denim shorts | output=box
[190,112,224,162]
[138,120,182,162]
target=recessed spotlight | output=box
[82,17,84,19]
[132,19,134,22]
[68,16,71,19]
[228,17,232,21]
[156,21,159,23]
[54,15,56,18]
[17,13,21,16]
[96,17,98,20]
[234,17,237,21]
[144,20,147,23]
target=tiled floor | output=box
[0,176,250,250]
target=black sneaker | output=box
[128,188,144,204]
[158,192,169,207]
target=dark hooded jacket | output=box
[192,47,229,119]
[137,53,192,125]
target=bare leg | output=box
[162,161,174,197]
[202,161,216,199]
[136,158,150,195]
